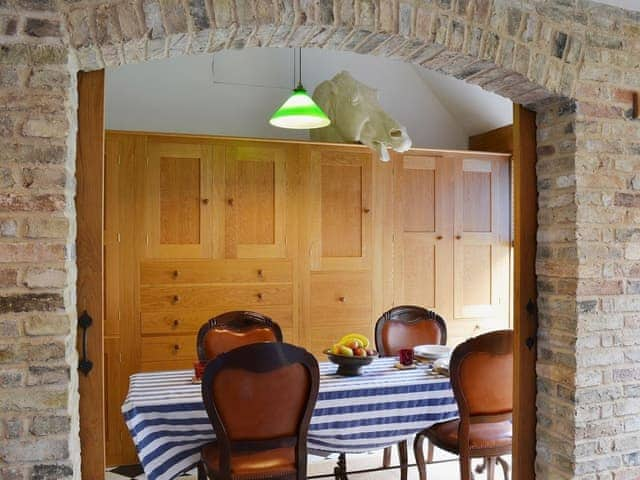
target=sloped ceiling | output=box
[416,67,513,137]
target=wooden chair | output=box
[413,330,513,480]
[197,311,283,362]
[198,342,319,480]
[374,305,448,480]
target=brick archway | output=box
[0,0,639,479]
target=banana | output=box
[339,333,370,349]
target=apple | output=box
[346,340,362,350]
[366,348,375,356]
[331,344,342,355]
[354,347,367,357]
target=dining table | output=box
[121,356,458,480]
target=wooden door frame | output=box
[76,70,106,478]
[76,72,538,480]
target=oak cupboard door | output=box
[306,146,373,271]
[145,141,213,258]
[452,157,510,334]
[222,143,289,258]
[393,154,454,321]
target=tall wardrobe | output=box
[104,131,511,465]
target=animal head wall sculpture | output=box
[311,71,412,161]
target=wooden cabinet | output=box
[300,146,375,356]
[222,142,291,258]
[145,140,213,258]
[303,146,372,271]
[393,154,454,320]
[103,131,511,465]
[450,157,510,343]
[393,152,511,345]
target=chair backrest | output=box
[196,311,283,362]
[374,305,447,356]
[202,342,319,479]
[450,329,513,422]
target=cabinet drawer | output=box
[140,359,195,372]
[310,272,371,307]
[141,260,293,285]
[447,317,508,347]
[141,306,294,335]
[141,335,197,362]
[141,285,293,311]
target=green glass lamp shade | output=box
[269,85,331,129]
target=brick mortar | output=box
[0,0,639,479]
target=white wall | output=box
[106,48,512,150]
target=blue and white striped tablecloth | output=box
[122,357,458,480]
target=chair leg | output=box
[497,456,510,480]
[475,458,486,474]
[398,440,408,480]
[197,461,207,480]
[459,454,472,480]
[413,434,428,480]
[426,440,434,463]
[382,446,392,468]
[487,457,496,480]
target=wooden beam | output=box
[469,124,514,154]
[76,69,106,479]
[512,104,538,480]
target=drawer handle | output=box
[363,208,370,214]
[456,235,462,240]
[172,319,180,328]
[172,295,180,304]
[436,235,443,240]
[256,292,263,301]
[338,296,346,303]
[202,198,209,205]
[173,344,181,352]
[172,270,180,278]
[227,198,234,206]
[257,269,264,278]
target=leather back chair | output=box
[197,311,283,362]
[374,305,447,356]
[374,306,447,478]
[199,342,319,480]
[414,330,514,480]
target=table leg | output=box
[333,453,348,480]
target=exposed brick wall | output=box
[0,0,639,478]
[0,1,79,479]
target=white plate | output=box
[413,344,451,360]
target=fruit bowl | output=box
[324,349,378,376]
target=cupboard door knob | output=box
[172,319,180,328]
[339,296,346,303]
[257,269,264,278]
[172,270,179,278]
[256,292,263,300]
[172,295,180,304]
[227,198,234,206]
[202,198,209,205]
[436,235,443,240]
[173,344,181,352]
[363,208,370,214]
[456,235,462,240]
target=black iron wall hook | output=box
[78,310,94,375]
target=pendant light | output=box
[269,48,331,129]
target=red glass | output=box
[399,348,414,366]
[194,361,206,380]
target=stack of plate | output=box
[413,344,451,361]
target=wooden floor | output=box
[105,449,512,479]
